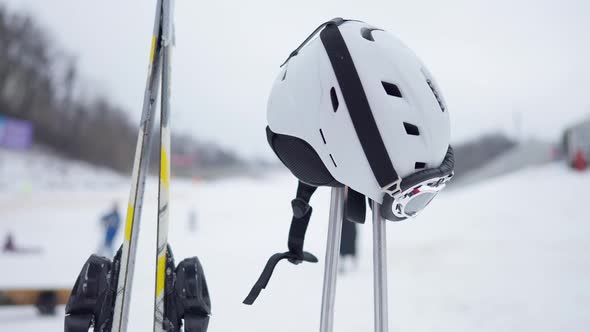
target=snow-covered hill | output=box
[1,162,588,331]
[0,147,125,193]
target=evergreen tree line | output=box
[0,6,242,174]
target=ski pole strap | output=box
[243,181,319,305]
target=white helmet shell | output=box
[267,20,451,203]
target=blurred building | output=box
[563,117,590,170]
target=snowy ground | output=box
[1,161,589,331]
[0,147,124,193]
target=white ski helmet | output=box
[245,18,455,306]
[266,18,454,221]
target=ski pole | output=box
[319,187,345,332]
[372,201,389,332]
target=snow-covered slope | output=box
[451,139,556,187]
[0,147,124,193]
[1,162,589,331]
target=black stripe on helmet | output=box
[319,22,399,190]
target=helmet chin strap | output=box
[344,187,366,224]
[243,182,369,305]
[243,181,319,305]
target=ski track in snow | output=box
[1,163,589,331]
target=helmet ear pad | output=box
[266,126,342,187]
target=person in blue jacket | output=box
[98,202,121,257]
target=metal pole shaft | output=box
[372,202,389,332]
[319,187,345,332]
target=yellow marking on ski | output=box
[124,204,134,242]
[149,35,157,62]
[156,253,167,296]
[160,148,170,189]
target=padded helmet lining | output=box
[266,126,342,187]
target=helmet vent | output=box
[361,27,375,41]
[382,81,402,98]
[319,129,327,144]
[281,68,287,81]
[329,154,338,167]
[360,27,383,42]
[330,87,339,112]
[403,122,420,136]
[414,162,426,169]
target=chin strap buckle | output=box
[381,178,402,197]
[291,198,311,219]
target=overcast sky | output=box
[3,0,589,158]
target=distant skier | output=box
[188,208,197,232]
[339,219,358,273]
[2,232,41,254]
[3,232,16,252]
[98,202,121,257]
